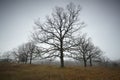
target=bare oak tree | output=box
[17,44,29,64]
[68,34,91,67]
[13,42,39,64]
[25,42,37,64]
[32,3,84,67]
[68,34,102,67]
[12,48,20,63]
[2,51,11,62]
[88,46,102,66]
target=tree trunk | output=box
[84,60,87,67]
[90,56,92,66]
[25,55,28,64]
[83,54,87,67]
[60,50,64,68]
[30,53,32,64]
[60,39,64,68]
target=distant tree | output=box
[25,42,38,64]
[32,3,84,68]
[12,48,20,63]
[68,34,102,67]
[99,56,110,67]
[17,44,29,64]
[13,42,39,64]
[88,46,102,66]
[2,51,12,62]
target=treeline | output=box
[0,3,119,68]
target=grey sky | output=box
[0,0,120,60]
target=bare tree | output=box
[68,34,102,67]
[99,56,110,67]
[12,48,20,63]
[32,3,84,67]
[25,42,37,64]
[68,35,90,67]
[12,42,39,64]
[88,46,102,66]
[2,51,12,62]
[17,44,29,64]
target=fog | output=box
[0,0,120,60]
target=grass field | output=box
[0,63,120,80]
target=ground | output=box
[0,63,120,80]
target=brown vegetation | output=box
[0,63,120,80]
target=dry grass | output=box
[0,63,120,80]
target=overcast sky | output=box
[0,0,120,60]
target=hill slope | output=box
[0,63,120,80]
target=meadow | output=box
[0,63,120,80]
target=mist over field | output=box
[0,0,120,80]
[0,0,120,61]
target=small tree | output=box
[32,3,84,67]
[3,51,11,62]
[99,56,110,67]
[68,34,102,67]
[12,48,20,63]
[13,42,39,64]
[25,42,37,64]
[17,44,29,64]
[85,46,102,66]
